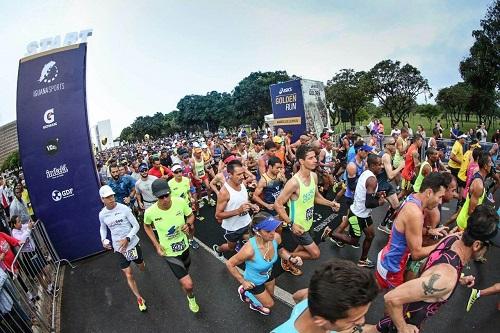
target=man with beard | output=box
[107,163,136,206]
[252,156,286,217]
[375,173,446,290]
[275,145,340,276]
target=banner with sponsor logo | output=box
[269,79,306,142]
[16,43,102,261]
[269,79,330,142]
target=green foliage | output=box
[232,71,290,128]
[1,151,20,172]
[368,59,431,128]
[435,82,472,123]
[414,104,442,127]
[325,69,373,126]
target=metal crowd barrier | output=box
[1,220,74,333]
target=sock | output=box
[245,291,262,307]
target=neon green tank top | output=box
[288,173,316,231]
[194,158,205,177]
[413,161,429,193]
[456,181,485,230]
[168,177,191,204]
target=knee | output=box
[310,249,321,259]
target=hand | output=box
[155,245,165,256]
[102,240,112,250]
[266,203,275,211]
[242,280,255,290]
[460,275,475,288]
[123,197,131,204]
[239,203,251,214]
[398,324,419,333]
[118,238,129,252]
[138,202,145,210]
[0,252,5,261]
[428,226,449,238]
[27,221,34,230]
[181,223,192,234]
[291,223,304,236]
[330,200,340,211]
[250,204,260,213]
[289,256,303,266]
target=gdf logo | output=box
[39,61,58,83]
[52,188,74,202]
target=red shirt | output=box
[0,232,21,272]
[402,144,418,181]
[148,166,173,179]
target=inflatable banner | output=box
[16,43,102,261]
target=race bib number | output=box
[306,207,314,221]
[124,247,139,261]
[197,169,204,176]
[171,240,186,252]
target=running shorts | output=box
[291,230,314,246]
[165,249,191,279]
[347,211,373,239]
[117,244,144,269]
[224,225,249,244]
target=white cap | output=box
[171,164,182,172]
[458,134,468,139]
[262,134,268,139]
[99,185,115,198]
[193,142,200,148]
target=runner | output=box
[400,134,423,199]
[191,147,216,207]
[226,212,302,315]
[329,154,386,268]
[412,147,439,193]
[143,179,200,313]
[375,173,446,290]
[275,144,340,276]
[213,159,259,255]
[448,134,467,201]
[252,156,286,217]
[134,164,158,221]
[456,154,491,231]
[168,164,199,249]
[107,163,136,206]
[367,205,499,333]
[393,127,410,169]
[318,139,336,194]
[377,137,405,234]
[98,185,146,312]
[271,259,378,333]
[258,140,278,178]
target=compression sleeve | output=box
[365,193,379,208]
[347,177,357,192]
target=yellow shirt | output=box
[448,141,463,169]
[458,150,472,181]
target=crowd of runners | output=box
[96,126,500,332]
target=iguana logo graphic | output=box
[39,61,59,83]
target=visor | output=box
[254,217,281,232]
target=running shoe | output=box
[357,259,374,268]
[329,238,345,248]
[212,244,223,257]
[281,259,303,276]
[320,227,332,242]
[187,296,200,313]
[137,298,147,312]
[377,224,391,235]
[189,239,200,249]
[466,288,479,312]
[487,193,495,204]
[238,285,250,303]
[351,243,360,249]
[249,303,270,315]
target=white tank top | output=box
[221,182,251,231]
[350,170,378,218]
[323,148,333,171]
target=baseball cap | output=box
[99,185,115,198]
[151,179,171,197]
[139,164,148,172]
[458,134,468,139]
[356,144,374,153]
[171,164,182,172]
[253,216,281,232]
[273,136,283,144]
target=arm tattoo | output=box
[422,273,447,295]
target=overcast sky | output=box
[0,0,491,137]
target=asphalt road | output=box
[61,190,500,333]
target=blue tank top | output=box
[243,237,278,286]
[262,174,284,205]
[345,159,365,198]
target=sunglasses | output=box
[158,194,170,199]
[173,169,182,174]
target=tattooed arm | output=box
[383,265,457,333]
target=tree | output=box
[325,69,374,127]
[414,104,442,128]
[368,60,432,127]
[1,151,20,172]
[435,82,473,126]
[459,0,500,129]
[232,71,291,128]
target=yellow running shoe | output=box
[138,298,147,312]
[466,288,479,312]
[187,296,199,313]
